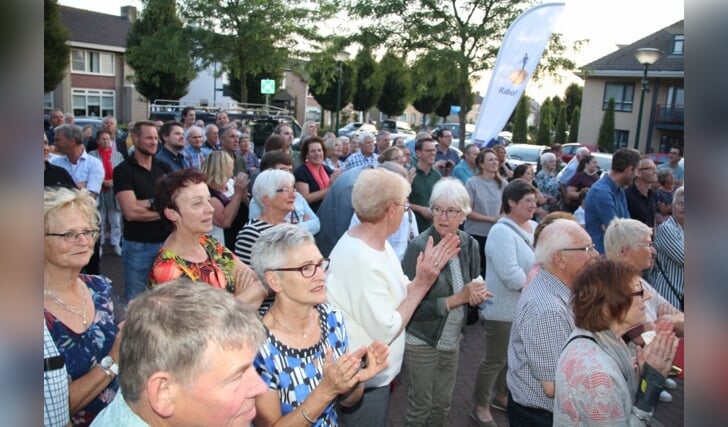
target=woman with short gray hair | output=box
[250,223,389,426]
[534,151,561,213]
[402,178,491,425]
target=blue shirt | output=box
[49,151,104,195]
[557,158,578,186]
[583,174,630,253]
[155,147,189,171]
[452,160,476,185]
[183,144,206,170]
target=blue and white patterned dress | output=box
[44,274,119,426]
[255,303,349,426]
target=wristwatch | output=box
[99,355,118,378]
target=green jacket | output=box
[401,226,480,346]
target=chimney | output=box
[121,5,137,22]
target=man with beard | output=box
[114,121,172,301]
[155,121,189,171]
[583,147,642,253]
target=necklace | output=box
[44,281,88,327]
[269,309,316,339]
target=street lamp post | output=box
[334,51,350,137]
[633,48,662,150]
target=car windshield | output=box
[506,146,541,162]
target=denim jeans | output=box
[121,239,163,302]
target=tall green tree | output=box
[44,0,70,93]
[551,95,562,128]
[376,51,411,117]
[435,90,460,122]
[307,52,356,124]
[568,105,580,142]
[536,98,553,146]
[410,54,452,128]
[564,82,583,123]
[598,98,616,152]
[512,94,529,144]
[351,48,383,122]
[182,0,337,103]
[126,0,196,101]
[347,0,578,149]
[554,104,567,144]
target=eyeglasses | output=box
[271,258,330,278]
[431,206,462,218]
[399,202,410,211]
[630,281,645,298]
[275,188,297,194]
[560,243,598,255]
[632,242,654,248]
[45,229,100,243]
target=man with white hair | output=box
[557,146,590,186]
[343,131,378,170]
[182,125,206,170]
[203,124,220,153]
[506,219,599,426]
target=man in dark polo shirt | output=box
[409,133,441,233]
[114,121,172,301]
[626,155,658,228]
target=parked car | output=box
[592,152,613,177]
[338,122,376,138]
[647,152,671,168]
[505,144,550,169]
[380,119,415,141]
[560,143,608,163]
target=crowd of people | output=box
[44,110,684,427]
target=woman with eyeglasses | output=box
[44,187,121,425]
[604,217,684,402]
[471,179,539,426]
[147,169,266,307]
[402,178,491,426]
[554,259,679,426]
[326,168,460,427]
[250,223,390,426]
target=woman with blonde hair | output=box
[44,187,121,425]
[200,151,249,245]
[323,134,344,170]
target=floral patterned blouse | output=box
[149,235,238,294]
[44,274,119,426]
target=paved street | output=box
[99,242,683,426]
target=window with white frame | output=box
[71,49,115,75]
[72,89,115,117]
[44,93,54,112]
[603,83,635,112]
[672,35,684,55]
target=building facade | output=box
[46,6,147,124]
[578,20,684,153]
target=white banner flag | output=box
[472,2,566,147]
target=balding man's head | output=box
[535,219,598,286]
[575,146,590,160]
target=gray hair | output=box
[185,125,204,143]
[656,167,673,185]
[378,161,407,178]
[44,187,99,234]
[672,186,684,213]
[336,136,349,145]
[118,280,265,402]
[358,131,374,142]
[220,123,239,139]
[54,124,83,144]
[540,152,556,163]
[604,218,653,260]
[430,178,472,216]
[575,146,590,157]
[102,115,116,126]
[252,169,294,207]
[250,223,316,288]
[205,124,219,135]
[535,219,584,267]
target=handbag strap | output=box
[499,219,534,251]
[562,334,597,351]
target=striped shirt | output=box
[44,322,69,427]
[507,268,575,412]
[649,216,684,309]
